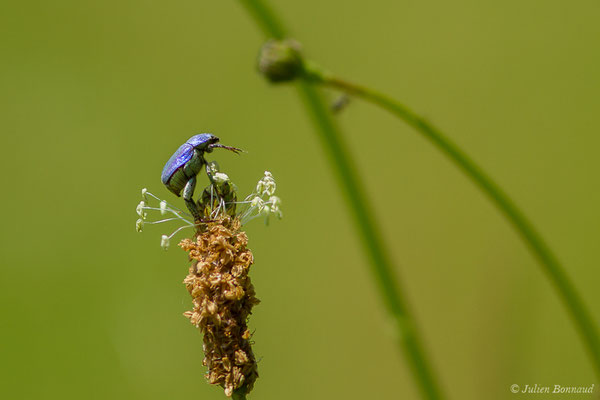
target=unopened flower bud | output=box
[258,39,303,83]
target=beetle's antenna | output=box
[210,143,245,154]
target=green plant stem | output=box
[232,388,247,400]
[308,73,600,379]
[237,1,445,399]
[238,0,285,39]
[296,80,443,400]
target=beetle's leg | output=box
[183,176,201,221]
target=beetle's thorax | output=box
[182,148,206,178]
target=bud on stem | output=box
[257,39,304,82]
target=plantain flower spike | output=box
[178,165,280,397]
[135,165,281,396]
[180,218,259,397]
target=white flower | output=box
[269,196,283,218]
[135,188,195,249]
[269,195,281,207]
[260,204,271,215]
[250,196,264,208]
[136,201,147,219]
[212,172,230,184]
[256,171,276,196]
[160,235,170,251]
[239,172,283,225]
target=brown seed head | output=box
[180,217,259,397]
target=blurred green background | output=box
[2,1,599,399]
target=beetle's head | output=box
[187,133,243,154]
[203,135,221,153]
[187,133,220,152]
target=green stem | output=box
[237,1,445,399]
[296,80,443,400]
[238,0,286,39]
[308,73,600,379]
[232,388,247,400]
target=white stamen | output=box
[136,201,147,219]
[160,235,170,251]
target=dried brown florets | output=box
[180,217,260,397]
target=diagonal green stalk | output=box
[237,1,444,399]
[238,0,285,40]
[240,0,600,389]
[304,72,600,379]
[296,80,443,399]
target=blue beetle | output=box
[161,133,241,221]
